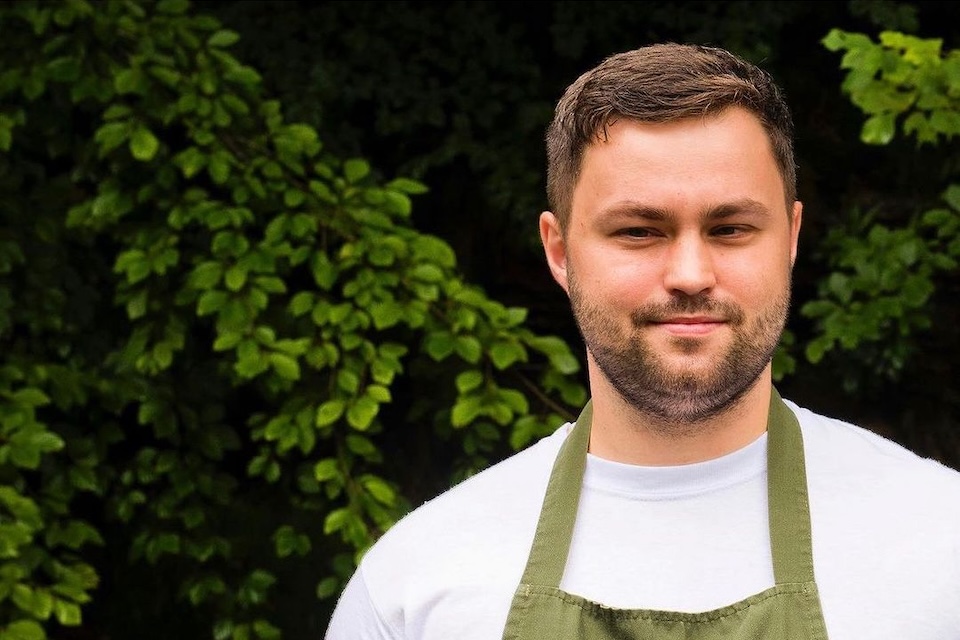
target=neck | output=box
[585,366,773,466]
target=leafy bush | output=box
[0,0,584,637]
[804,30,960,390]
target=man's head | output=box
[545,43,796,231]
[539,44,802,426]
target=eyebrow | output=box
[705,198,770,220]
[599,198,770,222]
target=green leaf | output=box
[368,244,396,266]
[126,290,147,319]
[365,385,391,402]
[269,353,300,381]
[93,121,129,156]
[129,127,160,161]
[273,525,310,558]
[451,396,482,427]
[408,263,444,283]
[315,400,345,427]
[323,508,350,534]
[252,619,280,640]
[4,619,45,640]
[489,340,525,370]
[804,337,831,364]
[498,388,529,414]
[224,65,261,86]
[53,599,82,626]
[0,488,42,527]
[344,158,370,183]
[346,396,378,430]
[313,458,340,482]
[224,265,247,291]
[235,340,268,378]
[284,189,306,208]
[197,290,228,316]
[361,475,395,506]
[455,370,483,393]
[209,152,232,184]
[316,577,340,599]
[385,177,429,195]
[336,369,360,394]
[46,56,80,82]
[510,415,543,451]
[821,28,847,52]
[528,336,581,374]
[411,235,456,268]
[173,146,207,178]
[309,180,336,203]
[207,30,241,48]
[861,113,896,145]
[826,272,853,304]
[454,336,482,363]
[149,65,181,88]
[114,67,144,95]
[505,307,528,326]
[423,331,455,361]
[382,191,412,217]
[189,261,223,290]
[11,388,50,407]
[370,301,403,330]
[310,252,338,290]
[9,428,64,468]
[44,519,104,549]
[345,434,377,458]
[944,184,960,212]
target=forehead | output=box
[570,108,787,221]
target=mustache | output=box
[629,295,746,325]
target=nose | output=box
[662,236,717,296]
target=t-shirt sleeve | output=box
[325,568,400,640]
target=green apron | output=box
[502,390,829,639]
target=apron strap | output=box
[517,388,817,589]
[767,390,817,585]
[518,401,593,587]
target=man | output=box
[326,43,960,639]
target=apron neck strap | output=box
[518,389,816,589]
[766,389,816,585]
[519,401,593,587]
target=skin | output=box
[540,107,803,465]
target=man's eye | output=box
[621,227,654,238]
[712,225,744,237]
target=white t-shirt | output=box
[325,401,960,639]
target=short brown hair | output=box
[545,43,797,227]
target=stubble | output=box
[569,275,790,431]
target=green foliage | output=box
[823,29,960,146]
[808,30,960,389]
[800,203,958,384]
[0,0,583,637]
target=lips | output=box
[651,316,727,336]
[658,316,724,324]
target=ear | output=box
[540,211,569,293]
[789,200,803,268]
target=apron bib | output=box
[502,390,829,639]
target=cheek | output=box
[578,258,659,304]
[720,253,792,302]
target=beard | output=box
[569,275,790,429]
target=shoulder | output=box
[351,424,572,635]
[371,422,571,552]
[786,399,960,514]
[783,402,960,635]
